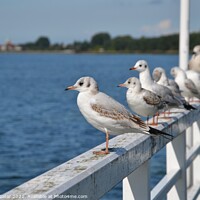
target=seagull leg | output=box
[162,110,171,119]
[156,112,159,125]
[148,114,157,126]
[152,115,156,125]
[167,109,171,115]
[105,130,109,154]
[93,128,110,155]
[190,98,200,103]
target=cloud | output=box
[141,19,172,36]
[158,19,171,30]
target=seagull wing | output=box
[90,92,148,130]
[169,79,182,93]
[143,89,161,106]
[185,79,199,95]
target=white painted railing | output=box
[1,104,200,200]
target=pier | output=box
[1,105,200,200]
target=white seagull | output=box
[129,60,182,109]
[153,67,196,110]
[186,70,200,95]
[66,76,172,154]
[153,67,181,95]
[170,67,200,101]
[188,45,200,73]
[118,77,167,125]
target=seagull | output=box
[153,67,196,110]
[118,77,167,125]
[129,60,182,110]
[65,76,173,154]
[170,67,200,101]
[186,70,200,95]
[188,45,200,73]
[153,67,181,95]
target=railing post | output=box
[179,0,190,70]
[123,160,150,200]
[167,132,187,200]
[186,126,193,188]
[192,120,200,184]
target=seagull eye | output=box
[128,81,131,84]
[139,64,142,67]
[79,81,84,86]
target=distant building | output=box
[0,40,22,52]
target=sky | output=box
[0,0,199,45]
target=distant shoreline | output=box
[0,50,179,55]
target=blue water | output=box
[0,53,178,199]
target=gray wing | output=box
[152,82,172,97]
[142,89,161,106]
[185,79,199,94]
[91,92,148,129]
[169,79,181,92]
[152,83,181,106]
[167,79,183,96]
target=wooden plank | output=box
[186,144,200,168]
[151,168,181,200]
[187,182,200,200]
[123,161,150,200]
[167,133,187,200]
[192,120,200,189]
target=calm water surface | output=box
[0,53,178,199]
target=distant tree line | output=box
[21,32,200,53]
[21,36,65,51]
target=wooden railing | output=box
[1,104,200,200]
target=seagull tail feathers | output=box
[148,127,174,140]
[183,103,196,110]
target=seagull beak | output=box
[129,66,137,70]
[118,83,126,87]
[65,85,77,91]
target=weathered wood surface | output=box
[1,105,200,200]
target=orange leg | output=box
[93,129,110,155]
[156,112,159,124]
[148,114,158,126]
[190,98,200,103]
[166,109,171,115]
[162,110,171,119]
[152,115,156,125]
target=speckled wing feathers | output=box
[91,102,147,130]
[143,90,161,106]
[185,79,199,95]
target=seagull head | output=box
[130,60,148,72]
[118,77,141,90]
[152,67,165,82]
[65,76,99,94]
[170,67,180,78]
[192,45,200,56]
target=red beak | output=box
[129,66,137,70]
[118,83,126,87]
[65,86,77,91]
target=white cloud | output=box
[158,19,171,30]
[141,19,172,36]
